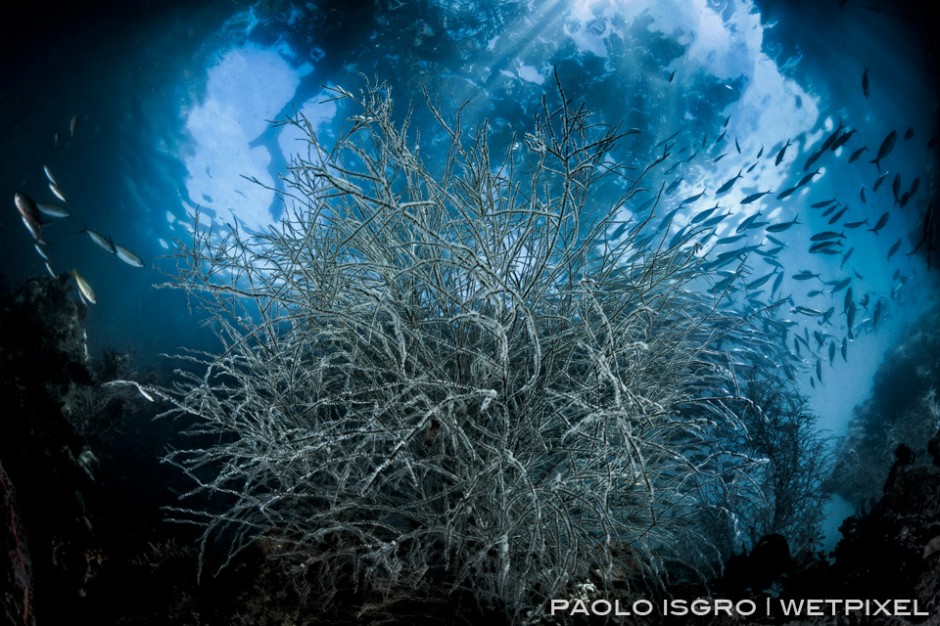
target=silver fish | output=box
[43,164,59,186]
[83,226,115,254]
[49,182,68,203]
[37,203,69,219]
[71,268,96,305]
[114,244,144,268]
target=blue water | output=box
[1,0,937,546]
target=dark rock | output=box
[928,429,940,467]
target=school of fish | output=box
[611,67,935,391]
[12,114,145,306]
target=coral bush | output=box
[160,77,806,622]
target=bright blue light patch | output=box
[181,45,303,231]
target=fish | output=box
[887,239,902,260]
[705,244,761,270]
[665,177,683,194]
[828,277,851,293]
[668,224,694,249]
[14,191,42,224]
[862,67,870,97]
[841,338,848,362]
[843,220,868,229]
[71,268,96,305]
[741,191,771,204]
[827,205,849,225]
[821,121,846,152]
[735,138,741,154]
[828,341,836,366]
[775,139,791,166]
[804,149,825,172]
[747,271,777,289]
[114,244,145,268]
[609,221,629,240]
[810,231,846,242]
[869,212,889,234]
[37,203,69,218]
[843,287,854,313]
[716,233,747,246]
[736,212,763,233]
[904,126,914,140]
[795,170,821,189]
[794,305,827,316]
[43,165,59,186]
[811,198,837,209]
[765,217,800,233]
[841,247,855,269]
[892,173,901,205]
[83,226,116,254]
[746,161,758,173]
[70,114,79,139]
[873,171,889,192]
[859,187,866,203]
[792,270,821,281]
[756,145,764,159]
[21,216,43,242]
[690,205,720,224]
[700,212,730,229]
[810,241,843,254]
[708,272,737,294]
[848,145,868,163]
[49,182,67,203]
[668,69,676,83]
[872,299,885,328]
[681,188,707,205]
[636,196,657,213]
[772,272,784,295]
[654,207,682,234]
[871,130,897,171]
[777,186,798,200]
[657,130,681,147]
[15,194,47,244]
[716,169,743,195]
[831,129,856,151]
[755,244,783,256]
